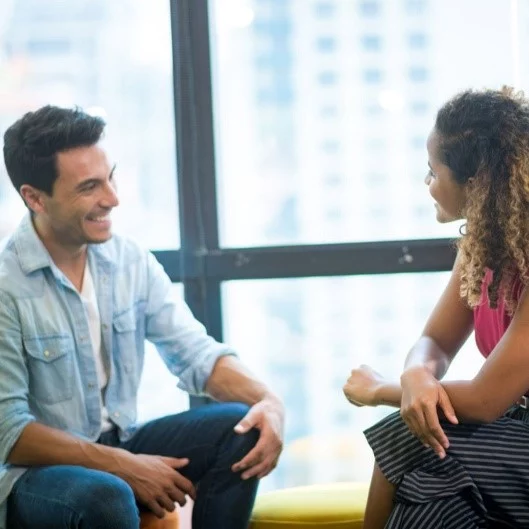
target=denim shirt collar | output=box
[13,214,115,277]
[13,214,54,275]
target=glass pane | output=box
[210,0,529,247]
[222,273,483,491]
[0,0,179,249]
[137,283,189,423]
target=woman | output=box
[343,87,529,529]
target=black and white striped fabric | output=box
[364,407,529,528]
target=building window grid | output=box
[156,0,456,352]
[359,1,381,17]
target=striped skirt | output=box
[364,406,529,528]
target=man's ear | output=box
[19,184,47,214]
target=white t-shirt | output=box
[81,263,113,432]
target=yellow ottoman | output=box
[249,482,368,528]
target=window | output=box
[255,53,293,70]
[318,71,338,85]
[363,69,383,83]
[365,103,383,115]
[411,135,427,149]
[223,274,482,490]
[409,66,429,82]
[316,36,337,52]
[257,85,294,104]
[253,18,293,37]
[314,2,336,17]
[211,0,524,247]
[366,138,386,150]
[405,0,428,14]
[0,1,179,249]
[361,35,382,51]
[324,173,343,186]
[321,140,341,153]
[408,33,428,48]
[320,105,339,117]
[359,1,380,17]
[411,100,429,114]
[26,39,71,54]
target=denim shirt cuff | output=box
[0,412,35,464]
[177,348,238,396]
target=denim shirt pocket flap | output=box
[24,335,73,363]
[23,334,74,403]
[112,311,139,378]
[113,310,137,333]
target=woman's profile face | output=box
[425,129,467,223]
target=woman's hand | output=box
[400,366,458,458]
[343,365,386,407]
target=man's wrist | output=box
[80,442,128,474]
[261,392,284,411]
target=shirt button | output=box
[113,412,120,418]
[102,324,108,330]
[43,350,50,357]
[87,382,96,389]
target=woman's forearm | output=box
[375,382,402,408]
[404,336,453,379]
[376,378,501,423]
[442,380,502,423]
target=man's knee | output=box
[215,403,260,458]
[216,401,252,423]
[72,471,139,528]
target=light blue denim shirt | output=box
[0,214,235,528]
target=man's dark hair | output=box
[3,105,106,195]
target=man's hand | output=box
[231,397,284,480]
[111,451,196,518]
[343,364,386,407]
[400,366,458,458]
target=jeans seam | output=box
[9,489,82,525]
[193,418,250,528]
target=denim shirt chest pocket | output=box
[23,334,75,404]
[112,308,144,393]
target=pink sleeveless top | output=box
[474,269,524,357]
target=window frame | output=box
[154,0,456,407]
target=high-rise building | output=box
[213,0,525,489]
[0,0,179,247]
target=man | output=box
[0,106,284,529]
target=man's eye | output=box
[428,169,435,178]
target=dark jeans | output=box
[7,402,260,529]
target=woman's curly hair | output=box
[435,87,529,312]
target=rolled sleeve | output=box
[144,253,237,395]
[0,292,36,465]
[0,407,35,465]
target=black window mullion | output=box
[170,0,224,342]
[165,0,458,414]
